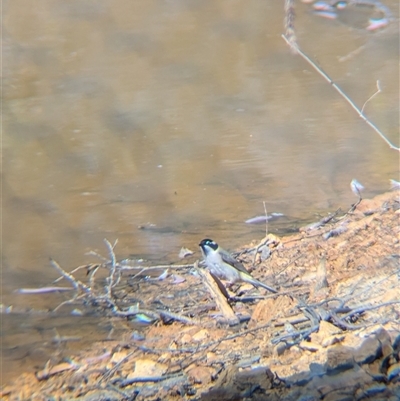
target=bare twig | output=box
[116,372,185,388]
[100,350,137,382]
[361,80,381,114]
[120,263,195,271]
[15,287,73,294]
[263,201,268,237]
[53,263,96,284]
[104,239,118,297]
[50,259,91,294]
[88,264,102,288]
[341,300,400,321]
[282,35,399,152]
[159,310,198,325]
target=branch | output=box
[282,35,399,152]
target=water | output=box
[2,0,399,383]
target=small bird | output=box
[199,238,278,293]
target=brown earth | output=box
[1,191,399,401]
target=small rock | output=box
[274,342,289,356]
[192,329,209,342]
[129,358,167,378]
[187,366,213,385]
[110,351,128,364]
[321,334,345,348]
[310,321,342,346]
[206,352,217,364]
[309,366,372,397]
[299,341,322,352]
[250,296,294,327]
[325,345,355,373]
[353,336,381,365]
[179,333,192,344]
[290,345,303,355]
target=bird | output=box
[199,238,278,293]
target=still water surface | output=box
[2,0,399,382]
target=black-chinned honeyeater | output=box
[199,238,278,293]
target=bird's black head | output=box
[199,238,218,251]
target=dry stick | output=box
[113,307,196,325]
[117,373,185,388]
[274,254,304,276]
[263,201,268,237]
[51,241,196,323]
[88,264,101,289]
[104,238,117,297]
[341,300,400,320]
[120,263,195,271]
[250,202,270,266]
[282,35,399,152]
[53,293,87,312]
[361,80,381,114]
[104,384,131,399]
[86,250,111,263]
[50,259,91,294]
[53,263,94,284]
[158,310,198,325]
[196,262,240,326]
[100,350,137,382]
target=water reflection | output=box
[3,0,399,383]
[1,311,132,384]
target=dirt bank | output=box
[2,191,399,400]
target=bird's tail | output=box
[240,272,278,293]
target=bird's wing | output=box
[220,250,250,275]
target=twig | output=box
[53,263,95,284]
[263,201,268,237]
[158,310,198,325]
[120,263,195,271]
[104,239,118,298]
[100,350,138,382]
[361,80,381,114]
[49,259,91,294]
[274,254,304,276]
[271,324,319,345]
[340,300,400,320]
[86,250,110,263]
[282,35,399,152]
[116,372,185,388]
[88,264,101,289]
[15,287,73,294]
[53,293,87,312]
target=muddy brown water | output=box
[2,0,399,384]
